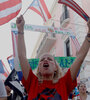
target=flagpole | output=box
[22,7,29,15]
[22,1,34,15]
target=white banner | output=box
[11,23,72,35]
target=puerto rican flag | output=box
[7,55,14,71]
[29,0,51,22]
[11,31,23,80]
[70,35,80,51]
[70,35,80,82]
[58,0,89,21]
[11,31,20,70]
[0,0,22,25]
[0,60,9,81]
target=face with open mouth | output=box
[79,83,87,94]
[38,54,57,77]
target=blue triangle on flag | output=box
[0,60,5,73]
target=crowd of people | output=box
[0,8,90,100]
[15,14,90,100]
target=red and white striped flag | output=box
[11,31,23,80]
[70,35,80,51]
[70,35,81,82]
[11,31,22,73]
[0,0,22,25]
[0,60,9,81]
[58,0,89,21]
[7,55,14,71]
[29,0,51,22]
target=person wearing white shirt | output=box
[77,82,90,100]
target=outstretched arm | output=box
[16,15,30,80]
[70,18,90,80]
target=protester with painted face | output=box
[16,15,90,100]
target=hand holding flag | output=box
[0,60,9,81]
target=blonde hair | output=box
[36,55,63,83]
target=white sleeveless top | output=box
[86,95,90,100]
[74,95,90,100]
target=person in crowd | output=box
[16,15,90,100]
[5,85,24,100]
[0,78,7,100]
[5,86,13,100]
[77,82,90,100]
[5,84,26,100]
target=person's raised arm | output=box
[16,15,30,80]
[70,18,90,81]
